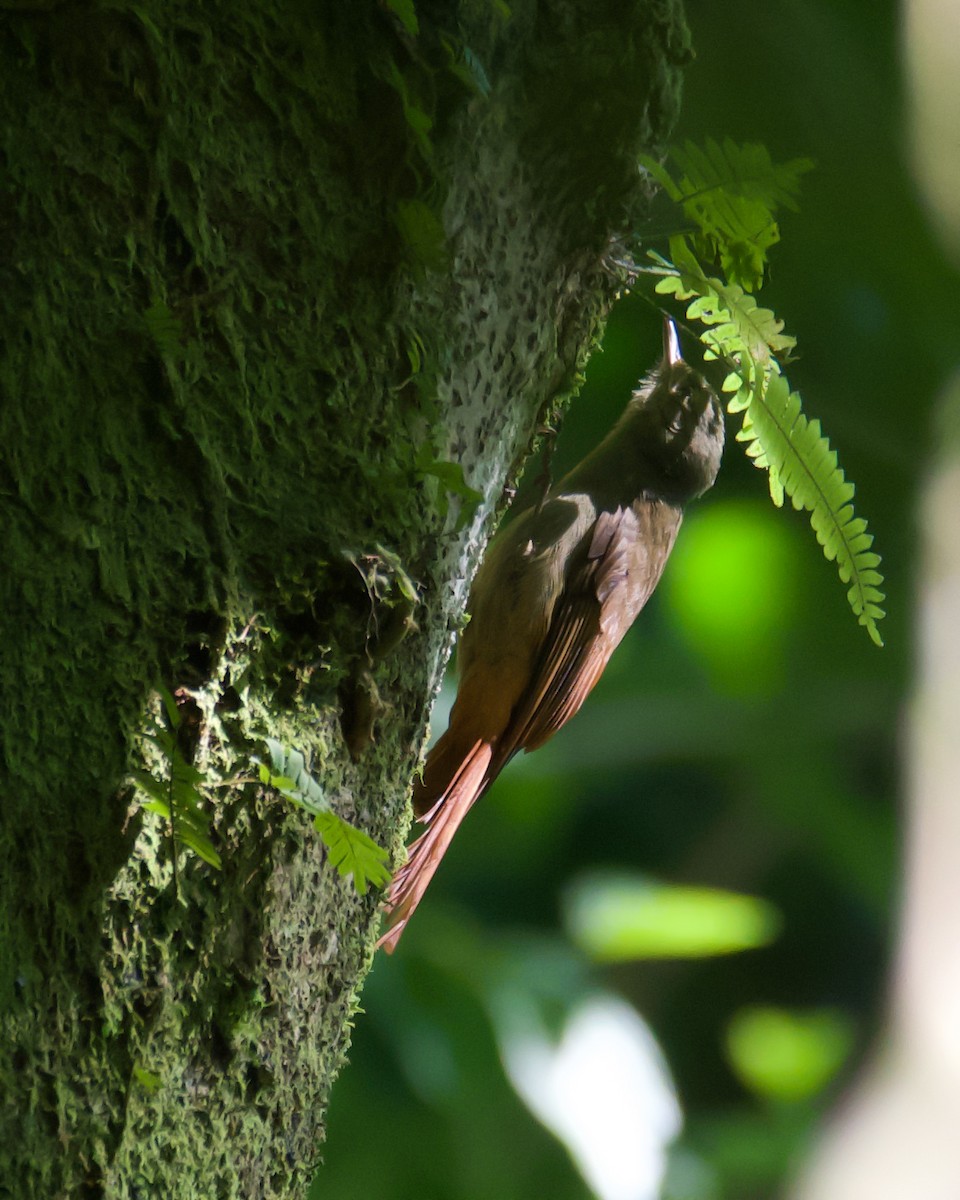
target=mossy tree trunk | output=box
[0,2,689,1195]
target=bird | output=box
[378,317,724,952]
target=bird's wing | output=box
[496,500,681,760]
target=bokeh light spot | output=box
[725,1005,856,1103]
[565,872,782,961]
[663,499,804,693]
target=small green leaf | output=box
[461,46,491,95]
[385,62,434,161]
[270,774,300,794]
[171,782,208,816]
[440,35,492,96]
[172,759,205,786]
[313,811,392,895]
[395,200,447,272]
[156,684,181,729]
[415,445,483,529]
[373,543,419,605]
[638,154,682,206]
[259,741,390,894]
[136,688,221,872]
[301,775,326,811]
[285,748,306,781]
[144,730,176,757]
[179,830,222,869]
[131,769,167,804]
[144,303,183,358]
[405,330,424,374]
[265,737,286,775]
[141,799,171,819]
[385,0,418,36]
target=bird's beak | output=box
[663,316,682,366]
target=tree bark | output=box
[0,1,690,1194]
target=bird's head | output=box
[631,318,725,500]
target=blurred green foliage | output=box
[663,499,805,693]
[725,1006,855,1103]
[565,873,781,961]
[314,1,960,1198]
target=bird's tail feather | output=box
[377,735,493,953]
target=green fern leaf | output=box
[740,375,885,645]
[730,371,786,506]
[134,688,222,872]
[258,740,392,894]
[385,0,418,36]
[672,138,813,212]
[313,811,392,896]
[635,140,884,644]
[641,139,812,290]
[656,241,795,362]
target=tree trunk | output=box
[0,1,690,1194]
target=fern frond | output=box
[633,139,884,645]
[671,138,813,213]
[727,367,785,506]
[258,739,392,894]
[652,250,884,645]
[743,375,885,645]
[641,139,813,291]
[313,811,392,896]
[656,243,795,362]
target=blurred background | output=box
[313,1,960,1196]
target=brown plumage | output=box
[379,320,724,952]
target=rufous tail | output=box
[377,734,494,953]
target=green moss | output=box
[0,0,690,1193]
[0,3,437,1191]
